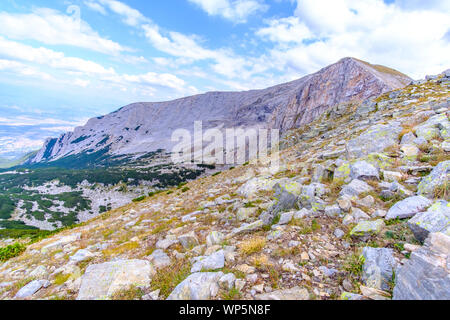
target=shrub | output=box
[0,243,26,261]
[132,196,146,203]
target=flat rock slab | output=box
[167,272,224,300]
[255,287,310,300]
[393,232,450,300]
[386,196,432,220]
[350,220,385,239]
[362,247,396,291]
[76,259,154,300]
[41,233,81,253]
[15,280,50,299]
[191,250,225,273]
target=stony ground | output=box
[0,71,449,300]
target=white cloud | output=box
[257,17,312,43]
[257,0,450,78]
[0,59,53,80]
[0,115,88,127]
[0,136,44,154]
[188,0,268,23]
[84,1,107,15]
[0,8,127,55]
[98,0,150,26]
[0,37,116,75]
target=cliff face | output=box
[30,57,411,164]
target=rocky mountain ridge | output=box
[0,68,448,301]
[30,58,411,165]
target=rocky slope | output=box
[0,69,448,301]
[30,58,410,164]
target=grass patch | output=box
[54,273,71,286]
[221,287,242,300]
[111,285,144,300]
[151,259,192,299]
[238,237,266,256]
[0,243,26,262]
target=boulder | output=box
[167,272,223,300]
[385,196,432,220]
[206,231,224,247]
[15,280,50,299]
[361,247,396,291]
[417,161,450,198]
[237,177,278,199]
[415,114,450,141]
[255,287,310,300]
[340,179,373,197]
[408,201,450,242]
[346,122,402,158]
[350,161,379,180]
[76,260,154,300]
[400,132,416,145]
[191,250,225,273]
[236,207,257,221]
[350,220,385,239]
[230,220,263,236]
[178,232,199,249]
[393,233,450,300]
[70,249,94,264]
[41,233,81,253]
[148,249,171,269]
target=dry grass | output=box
[238,236,266,256]
[150,258,192,299]
[251,254,270,268]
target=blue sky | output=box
[0,0,449,158]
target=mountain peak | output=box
[29,58,411,166]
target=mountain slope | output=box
[30,58,411,165]
[0,69,448,301]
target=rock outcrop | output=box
[393,233,450,300]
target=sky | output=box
[0,0,449,158]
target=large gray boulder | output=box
[350,161,379,180]
[191,250,225,273]
[362,247,396,291]
[148,249,171,269]
[76,260,154,300]
[417,161,450,198]
[340,179,373,197]
[346,122,402,158]
[414,114,450,141]
[385,196,432,220]
[393,232,450,300]
[15,280,50,299]
[261,182,301,225]
[408,201,450,242]
[167,272,223,300]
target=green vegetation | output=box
[0,243,26,261]
[151,259,192,299]
[132,196,146,203]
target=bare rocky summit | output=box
[30,58,411,164]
